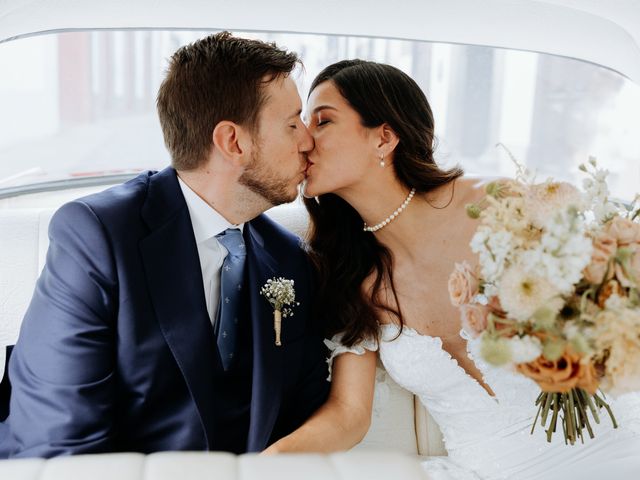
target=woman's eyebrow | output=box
[311,105,338,115]
[304,105,337,123]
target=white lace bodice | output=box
[327,324,640,480]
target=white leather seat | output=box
[0,189,446,458]
[0,451,429,480]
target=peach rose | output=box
[583,232,617,284]
[605,217,640,245]
[460,304,490,338]
[448,261,479,306]
[614,244,640,288]
[517,347,599,394]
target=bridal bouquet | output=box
[449,158,640,445]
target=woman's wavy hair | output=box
[304,60,463,347]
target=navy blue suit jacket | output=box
[0,168,329,458]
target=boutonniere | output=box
[260,277,300,346]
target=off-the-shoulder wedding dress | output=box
[327,323,640,480]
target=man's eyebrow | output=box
[288,108,303,119]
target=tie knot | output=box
[216,228,246,257]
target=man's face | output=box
[239,75,313,206]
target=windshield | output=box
[1,30,638,198]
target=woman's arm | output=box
[264,348,377,453]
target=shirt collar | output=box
[177,176,244,244]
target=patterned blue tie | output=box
[215,228,246,371]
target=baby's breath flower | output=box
[581,158,619,224]
[471,227,513,284]
[519,208,592,294]
[260,277,299,317]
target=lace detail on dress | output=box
[324,333,378,381]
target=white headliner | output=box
[0,0,639,83]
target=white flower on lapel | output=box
[260,277,299,346]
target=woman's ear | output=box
[212,121,249,166]
[376,123,400,159]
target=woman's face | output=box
[304,80,377,197]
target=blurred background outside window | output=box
[0,30,638,199]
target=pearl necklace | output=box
[363,188,416,232]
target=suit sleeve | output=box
[6,201,118,458]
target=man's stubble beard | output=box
[238,148,299,207]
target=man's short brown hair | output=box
[156,31,300,171]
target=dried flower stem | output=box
[532,388,617,444]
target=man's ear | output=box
[376,123,400,158]
[212,121,249,166]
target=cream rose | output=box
[448,261,479,306]
[606,217,640,245]
[459,304,490,338]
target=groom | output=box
[0,32,329,458]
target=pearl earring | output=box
[379,154,385,167]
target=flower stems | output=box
[533,388,617,444]
[547,393,561,443]
[594,391,618,429]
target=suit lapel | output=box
[139,171,287,452]
[244,220,285,452]
[139,167,218,449]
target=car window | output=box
[0,30,638,198]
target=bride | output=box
[262,59,640,480]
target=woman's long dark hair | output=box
[304,60,463,347]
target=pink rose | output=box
[448,261,479,306]
[605,217,640,245]
[615,244,640,288]
[460,304,490,338]
[583,232,617,285]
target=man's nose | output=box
[298,123,314,153]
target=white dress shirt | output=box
[177,176,244,325]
